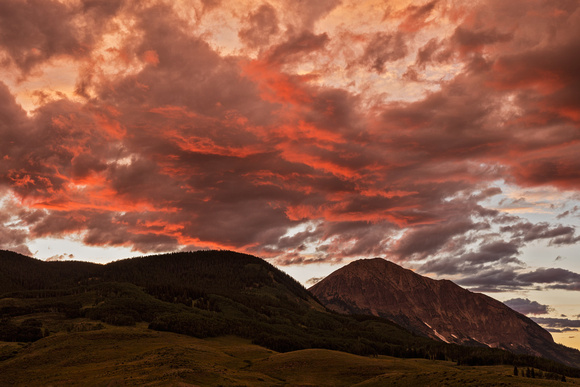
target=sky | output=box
[1,0,580,349]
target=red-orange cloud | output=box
[0,0,579,276]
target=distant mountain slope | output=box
[309,258,580,368]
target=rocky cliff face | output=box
[310,258,579,367]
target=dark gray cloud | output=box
[418,237,523,278]
[393,221,471,260]
[500,221,580,245]
[503,298,551,315]
[557,205,580,219]
[462,241,520,265]
[532,317,580,329]
[546,327,578,333]
[518,268,580,288]
[455,268,522,292]
[456,266,580,293]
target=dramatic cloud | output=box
[0,0,579,296]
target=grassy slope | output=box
[0,323,277,386]
[0,323,577,386]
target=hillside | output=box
[0,250,437,356]
[309,258,580,368]
[1,325,575,386]
[1,249,580,382]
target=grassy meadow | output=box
[1,320,577,386]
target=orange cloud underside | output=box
[0,0,579,264]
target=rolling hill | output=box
[1,326,574,386]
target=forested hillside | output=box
[1,249,579,379]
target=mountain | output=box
[309,258,580,368]
[0,250,435,356]
[2,249,580,379]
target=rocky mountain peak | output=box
[310,258,580,367]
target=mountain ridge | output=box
[309,257,580,368]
